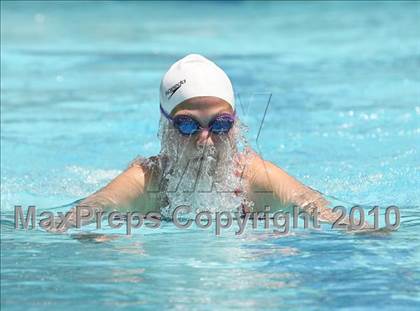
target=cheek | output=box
[215,132,235,145]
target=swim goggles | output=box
[160,105,235,136]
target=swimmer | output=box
[51,54,367,232]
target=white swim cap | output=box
[160,54,235,115]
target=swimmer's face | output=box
[170,96,235,157]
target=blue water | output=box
[1,1,420,310]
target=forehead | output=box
[172,96,233,116]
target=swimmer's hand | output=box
[350,227,395,236]
[70,233,120,243]
[321,213,394,235]
[44,204,101,234]
[345,222,394,236]
[45,209,88,234]
[43,207,77,234]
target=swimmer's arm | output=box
[259,163,377,230]
[48,164,148,232]
[243,150,375,230]
[244,151,342,223]
[80,164,148,212]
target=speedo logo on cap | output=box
[165,79,186,99]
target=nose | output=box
[196,128,214,148]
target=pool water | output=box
[1,1,419,310]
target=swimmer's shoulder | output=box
[125,155,164,210]
[128,155,160,169]
[127,155,162,183]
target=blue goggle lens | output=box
[210,116,234,135]
[174,117,200,135]
[173,115,234,136]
